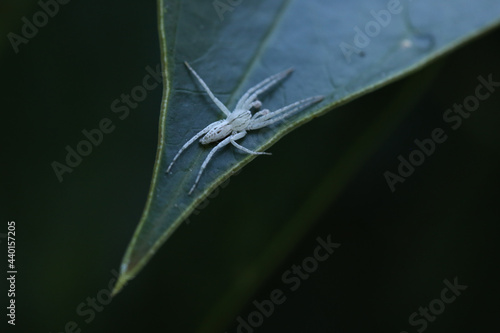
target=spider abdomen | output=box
[200,122,232,144]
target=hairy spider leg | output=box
[229,131,271,156]
[189,130,272,194]
[235,68,294,111]
[251,109,270,120]
[166,120,224,173]
[189,135,232,194]
[184,62,231,116]
[248,96,324,130]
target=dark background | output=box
[1,1,499,332]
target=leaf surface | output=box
[113,0,500,297]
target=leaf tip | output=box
[111,262,131,297]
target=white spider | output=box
[167,61,323,194]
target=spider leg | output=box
[166,120,224,173]
[251,109,270,120]
[230,131,271,155]
[189,135,233,195]
[235,68,294,111]
[248,96,323,130]
[184,62,231,117]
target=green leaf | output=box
[113,0,500,296]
